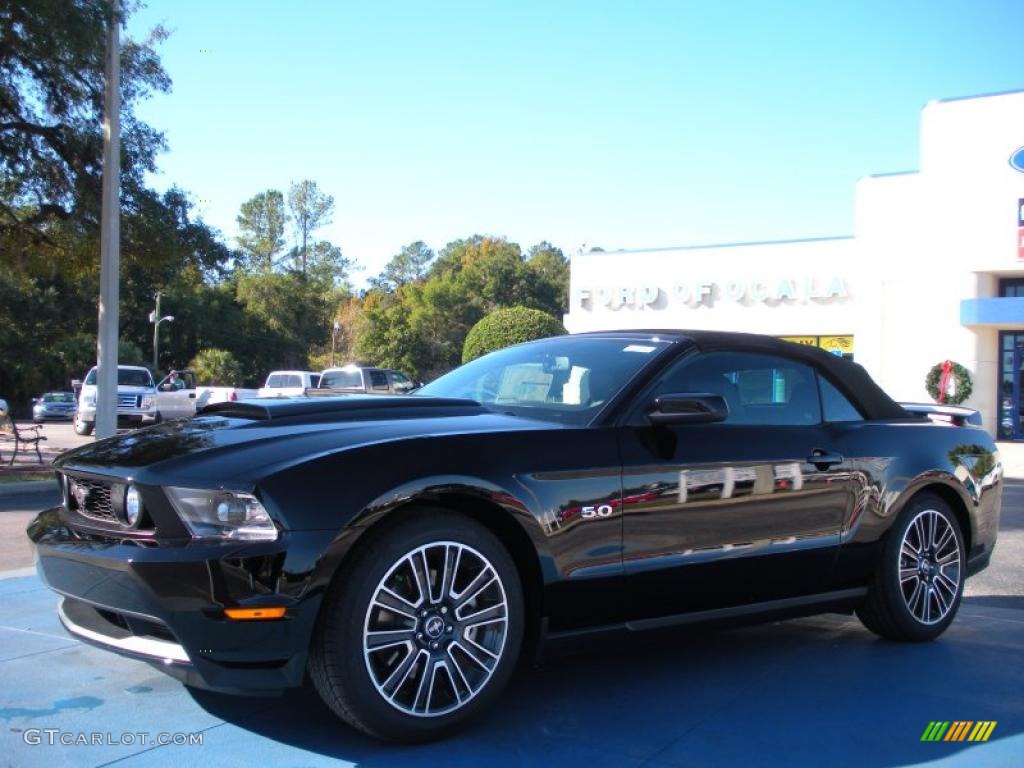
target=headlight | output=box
[141,395,154,409]
[124,485,143,526]
[164,487,278,541]
[83,392,96,406]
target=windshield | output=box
[84,368,154,387]
[417,336,674,425]
[44,393,74,403]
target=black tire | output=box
[74,419,93,436]
[856,492,965,641]
[309,508,524,742]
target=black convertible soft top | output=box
[682,330,909,421]
[581,329,909,421]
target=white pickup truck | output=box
[153,369,258,419]
[75,366,258,434]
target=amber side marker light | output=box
[224,607,287,620]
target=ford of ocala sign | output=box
[1011,146,1024,173]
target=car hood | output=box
[54,395,561,486]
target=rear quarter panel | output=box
[829,420,1002,590]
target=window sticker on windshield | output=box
[623,344,656,353]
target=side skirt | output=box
[542,587,868,647]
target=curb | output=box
[0,566,37,581]
[0,479,58,498]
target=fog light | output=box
[125,485,143,526]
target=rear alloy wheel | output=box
[310,510,523,742]
[857,493,965,641]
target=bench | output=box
[0,416,47,465]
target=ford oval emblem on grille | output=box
[70,480,89,509]
[1011,146,1024,173]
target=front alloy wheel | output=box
[310,509,523,742]
[364,541,509,717]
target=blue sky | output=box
[128,0,1024,282]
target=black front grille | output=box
[67,477,116,522]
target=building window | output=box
[998,278,1024,298]
[998,331,1024,440]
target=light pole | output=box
[150,311,175,372]
[331,319,341,367]
[95,0,121,439]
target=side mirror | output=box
[648,393,729,426]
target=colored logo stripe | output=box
[944,722,972,741]
[969,722,997,742]
[921,721,996,742]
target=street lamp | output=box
[331,319,341,367]
[149,311,174,372]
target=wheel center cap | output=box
[424,615,444,639]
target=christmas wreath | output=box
[925,360,972,405]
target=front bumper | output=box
[29,507,335,694]
[34,409,75,421]
[76,405,156,425]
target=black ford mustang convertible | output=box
[29,331,1002,741]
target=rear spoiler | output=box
[900,402,983,427]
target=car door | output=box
[387,370,415,394]
[366,369,391,394]
[618,349,860,622]
[156,371,196,419]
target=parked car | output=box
[75,365,157,435]
[33,392,77,422]
[0,398,7,417]
[308,364,416,396]
[258,370,321,398]
[29,331,1001,742]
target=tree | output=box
[189,348,243,386]
[371,241,434,291]
[526,241,570,313]
[462,307,566,363]
[287,180,334,273]
[236,190,286,271]
[304,240,357,288]
[0,0,170,247]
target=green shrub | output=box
[189,348,243,386]
[462,307,566,363]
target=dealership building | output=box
[564,89,1024,440]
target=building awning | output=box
[960,297,1024,327]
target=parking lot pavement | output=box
[1,482,1021,767]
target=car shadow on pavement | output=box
[185,613,1023,766]
[962,594,1024,610]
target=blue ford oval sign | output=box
[1011,146,1024,173]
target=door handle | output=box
[807,449,843,470]
[188,393,196,399]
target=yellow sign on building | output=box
[779,335,855,357]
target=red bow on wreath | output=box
[937,360,953,404]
